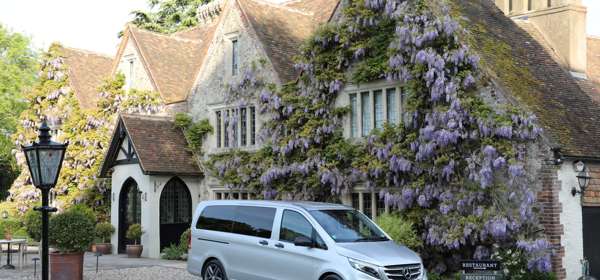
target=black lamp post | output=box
[22,120,67,280]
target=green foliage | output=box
[24,208,42,241]
[161,228,191,260]
[0,25,37,201]
[48,208,96,253]
[95,222,115,243]
[126,224,143,244]
[180,228,191,249]
[0,218,22,237]
[492,249,557,280]
[174,113,213,152]
[3,46,162,217]
[375,213,422,250]
[130,0,209,34]
[161,243,187,260]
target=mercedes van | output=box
[187,200,426,280]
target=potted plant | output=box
[49,208,95,280]
[126,224,143,258]
[95,222,114,254]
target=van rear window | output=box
[196,205,276,239]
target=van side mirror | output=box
[293,236,314,247]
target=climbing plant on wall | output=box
[207,0,551,274]
[3,44,163,221]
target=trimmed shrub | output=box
[179,228,191,249]
[49,209,95,253]
[24,209,42,241]
[375,213,422,250]
[161,244,186,260]
[0,218,22,237]
[126,224,143,245]
[95,222,115,243]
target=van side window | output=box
[196,205,236,232]
[280,210,326,248]
[232,206,276,238]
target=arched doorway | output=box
[118,178,141,253]
[160,177,192,250]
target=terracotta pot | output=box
[95,243,112,255]
[90,243,96,252]
[126,244,143,258]
[50,251,84,280]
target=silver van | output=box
[187,200,426,280]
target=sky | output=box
[0,0,599,56]
[0,0,148,56]
[583,0,600,37]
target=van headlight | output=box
[348,258,381,279]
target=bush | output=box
[161,229,191,260]
[95,222,115,243]
[24,209,42,241]
[161,244,186,260]
[126,224,143,245]
[49,209,95,253]
[493,248,557,280]
[0,218,22,237]
[69,204,97,223]
[179,228,191,249]
[375,213,422,250]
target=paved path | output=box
[0,252,198,279]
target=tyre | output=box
[202,259,227,280]
[323,274,343,280]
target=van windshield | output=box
[309,209,389,243]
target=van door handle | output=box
[275,243,284,248]
[259,240,268,246]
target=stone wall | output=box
[115,40,156,92]
[588,37,600,84]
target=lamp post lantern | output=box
[22,120,67,280]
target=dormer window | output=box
[232,39,239,76]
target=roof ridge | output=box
[240,0,312,16]
[60,45,113,59]
[121,113,173,121]
[130,25,203,44]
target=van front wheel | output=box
[322,274,343,280]
[203,259,227,280]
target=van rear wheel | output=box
[203,259,227,280]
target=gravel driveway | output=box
[0,253,199,280]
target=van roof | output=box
[200,200,353,211]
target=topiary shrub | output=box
[49,209,95,253]
[95,222,115,243]
[179,228,191,250]
[375,213,422,250]
[126,224,143,245]
[24,208,42,241]
[0,218,22,239]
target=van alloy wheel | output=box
[203,260,227,280]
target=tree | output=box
[0,24,37,200]
[130,0,209,34]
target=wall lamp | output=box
[571,161,591,196]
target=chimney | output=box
[197,0,224,24]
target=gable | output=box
[100,114,203,178]
[115,39,156,92]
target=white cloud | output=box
[0,0,148,56]
[583,0,600,37]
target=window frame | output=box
[278,209,327,250]
[344,81,403,139]
[210,104,259,153]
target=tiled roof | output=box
[60,46,113,109]
[238,0,338,83]
[121,114,202,176]
[118,23,217,104]
[456,0,600,159]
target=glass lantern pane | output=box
[26,149,41,186]
[39,149,63,185]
